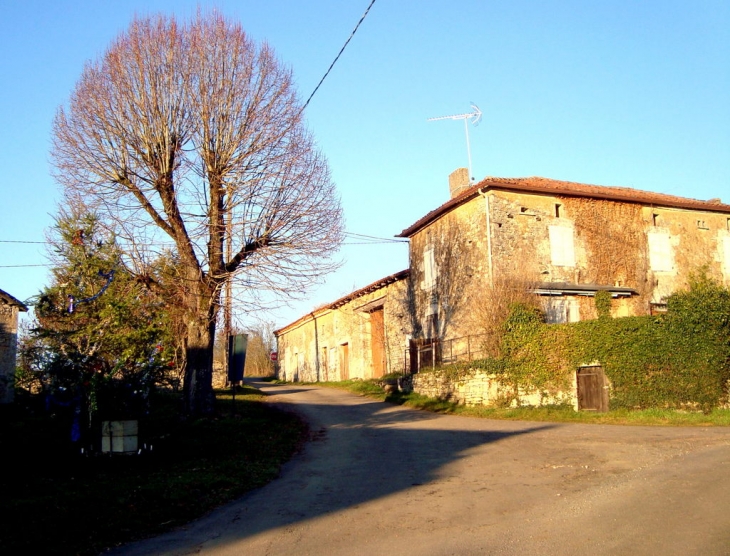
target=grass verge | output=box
[0,386,307,555]
[313,380,730,426]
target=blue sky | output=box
[1,0,728,329]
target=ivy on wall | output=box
[494,269,730,411]
[566,197,649,296]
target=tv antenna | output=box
[428,103,482,182]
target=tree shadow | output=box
[113,380,557,554]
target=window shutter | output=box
[549,226,576,267]
[423,247,436,289]
[648,232,672,271]
[722,236,730,276]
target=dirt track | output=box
[111,379,730,555]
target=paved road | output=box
[112,379,730,555]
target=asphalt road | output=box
[111,379,730,555]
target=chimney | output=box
[449,167,470,199]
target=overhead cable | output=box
[302,0,377,110]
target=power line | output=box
[341,241,409,245]
[2,229,408,247]
[0,238,407,267]
[343,232,407,243]
[302,0,377,110]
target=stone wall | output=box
[0,303,20,404]
[408,197,488,341]
[409,188,730,338]
[276,275,411,382]
[489,190,730,313]
[411,367,576,408]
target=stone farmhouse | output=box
[0,288,28,404]
[275,170,730,383]
[275,270,410,382]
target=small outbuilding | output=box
[0,288,28,404]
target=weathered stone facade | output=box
[411,368,576,408]
[400,175,730,339]
[0,288,28,404]
[276,173,730,407]
[275,271,411,382]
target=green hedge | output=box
[495,271,730,411]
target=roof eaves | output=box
[397,176,730,238]
[0,288,28,311]
[274,269,410,336]
[328,269,410,309]
[274,306,331,337]
[397,186,482,238]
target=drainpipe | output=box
[478,188,494,287]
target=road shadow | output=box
[113,380,557,554]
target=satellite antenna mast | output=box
[428,103,482,182]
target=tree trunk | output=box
[182,282,219,417]
[183,317,216,416]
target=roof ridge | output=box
[398,176,730,238]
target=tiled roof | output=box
[0,288,28,311]
[328,269,410,309]
[397,176,730,237]
[274,269,409,336]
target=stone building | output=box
[399,170,730,344]
[275,271,410,381]
[0,288,28,404]
[276,170,730,381]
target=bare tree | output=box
[466,271,542,358]
[243,322,277,377]
[52,12,343,416]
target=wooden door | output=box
[339,343,349,381]
[577,366,609,412]
[370,309,386,378]
[409,339,419,374]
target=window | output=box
[423,247,436,290]
[648,232,672,271]
[544,297,580,324]
[549,226,575,267]
[722,236,730,277]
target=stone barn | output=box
[275,271,411,382]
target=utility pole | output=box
[223,190,233,385]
